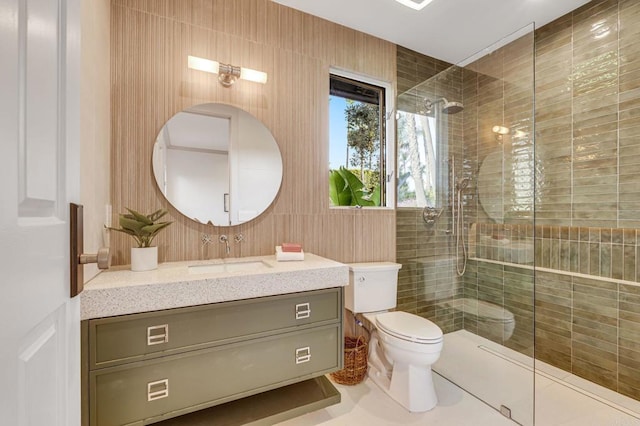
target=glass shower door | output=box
[396,24,535,425]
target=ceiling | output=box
[271,0,592,64]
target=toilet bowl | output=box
[365,311,443,412]
[345,263,444,413]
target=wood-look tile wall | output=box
[110,0,396,265]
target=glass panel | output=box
[396,24,535,425]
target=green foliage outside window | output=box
[329,167,380,207]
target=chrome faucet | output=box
[219,235,230,255]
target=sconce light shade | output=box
[188,55,219,74]
[492,125,510,135]
[188,55,267,87]
[239,67,268,84]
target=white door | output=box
[0,0,81,425]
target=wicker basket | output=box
[330,335,368,385]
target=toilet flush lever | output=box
[358,276,365,282]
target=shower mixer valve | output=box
[422,207,443,225]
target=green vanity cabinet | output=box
[82,287,344,426]
[89,289,341,369]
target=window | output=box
[396,111,438,207]
[329,70,394,208]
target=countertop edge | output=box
[80,255,349,320]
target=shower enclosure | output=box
[397,5,640,421]
[396,25,536,425]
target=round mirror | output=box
[477,146,535,223]
[477,150,504,223]
[152,103,283,226]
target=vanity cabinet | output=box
[82,287,343,426]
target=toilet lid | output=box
[376,311,443,343]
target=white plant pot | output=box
[131,246,158,272]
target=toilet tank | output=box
[345,262,402,313]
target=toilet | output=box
[345,262,443,412]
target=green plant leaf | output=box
[369,185,381,206]
[125,208,153,225]
[119,216,146,234]
[108,207,172,247]
[329,169,352,206]
[141,221,172,237]
[148,209,168,222]
[336,167,375,207]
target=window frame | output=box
[328,67,396,209]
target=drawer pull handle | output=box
[295,303,311,320]
[295,346,311,364]
[147,324,169,346]
[147,379,169,401]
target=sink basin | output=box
[188,260,273,274]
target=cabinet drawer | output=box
[89,288,341,369]
[90,324,340,426]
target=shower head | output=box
[442,100,464,114]
[424,97,464,114]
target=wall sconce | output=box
[492,125,529,141]
[187,55,268,87]
[492,125,509,141]
[492,125,510,135]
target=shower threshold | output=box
[434,330,640,425]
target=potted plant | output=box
[108,208,172,271]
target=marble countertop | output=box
[81,253,349,320]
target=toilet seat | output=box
[376,311,443,344]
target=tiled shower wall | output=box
[395,48,466,334]
[467,0,640,400]
[534,0,640,400]
[462,29,537,355]
[535,0,640,229]
[396,209,463,333]
[471,221,640,399]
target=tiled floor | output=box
[276,371,514,426]
[278,330,640,425]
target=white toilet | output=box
[345,262,443,412]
